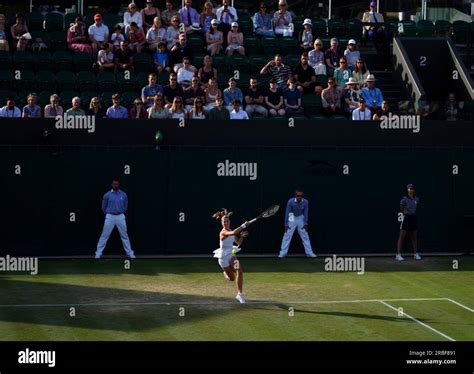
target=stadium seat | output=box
[33,51,54,72]
[417,20,435,37]
[261,37,279,55]
[30,31,51,50]
[0,51,12,70]
[0,71,15,90]
[15,70,36,92]
[187,35,204,53]
[303,95,322,114]
[279,37,299,56]
[49,31,68,51]
[56,70,77,91]
[293,15,305,36]
[13,51,34,71]
[434,20,451,36]
[53,51,74,71]
[80,91,97,109]
[155,71,170,86]
[97,71,117,92]
[399,21,417,37]
[25,12,45,32]
[211,54,226,71]
[235,72,251,90]
[59,90,79,108]
[452,21,470,45]
[73,52,93,72]
[101,91,114,108]
[76,71,97,92]
[193,53,206,68]
[38,90,55,106]
[103,13,122,30]
[44,12,64,32]
[116,71,135,92]
[239,18,253,35]
[316,74,328,87]
[226,55,250,73]
[244,37,260,56]
[134,53,153,73]
[285,54,301,70]
[345,19,363,41]
[121,91,140,108]
[249,55,267,74]
[309,115,326,120]
[312,18,327,37]
[328,19,345,37]
[258,74,271,86]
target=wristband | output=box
[240,224,246,229]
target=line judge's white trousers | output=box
[96,214,134,257]
[279,215,314,256]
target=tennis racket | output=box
[248,205,280,224]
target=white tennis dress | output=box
[213,235,240,268]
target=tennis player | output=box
[396,184,422,261]
[212,208,252,303]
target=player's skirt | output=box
[401,214,418,231]
[213,246,240,268]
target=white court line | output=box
[0,297,451,308]
[445,298,474,313]
[378,300,456,342]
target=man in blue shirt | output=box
[106,94,129,119]
[279,188,317,258]
[361,74,383,113]
[141,73,164,109]
[95,177,136,259]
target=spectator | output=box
[65,97,85,116]
[344,39,360,71]
[226,22,245,56]
[325,38,343,77]
[443,93,463,121]
[162,0,179,28]
[294,53,317,94]
[373,100,391,120]
[86,97,106,118]
[0,14,11,51]
[260,54,293,91]
[147,94,168,119]
[179,0,201,34]
[321,78,342,117]
[201,1,217,34]
[22,93,41,118]
[111,25,125,51]
[177,57,196,89]
[142,73,164,109]
[124,2,143,35]
[163,73,184,108]
[198,55,218,89]
[417,100,440,120]
[141,0,161,33]
[106,94,129,119]
[253,2,275,37]
[169,96,187,119]
[361,74,383,113]
[129,98,148,119]
[206,19,223,56]
[154,42,170,73]
[283,77,304,117]
[43,94,64,118]
[273,0,293,37]
[230,99,249,120]
[308,39,326,75]
[299,19,313,54]
[114,41,134,73]
[97,43,115,71]
[362,2,390,68]
[88,13,109,55]
[67,17,92,53]
[216,0,238,38]
[352,58,370,85]
[170,33,194,68]
[333,57,352,89]
[204,77,222,111]
[0,97,21,118]
[188,97,207,119]
[343,77,362,114]
[361,1,384,45]
[146,17,166,52]
[352,98,371,120]
[166,15,181,50]
[208,95,230,120]
[129,22,146,53]
[265,79,285,117]
[223,78,244,111]
[245,76,268,117]
[184,76,205,111]
[10,13,29,51]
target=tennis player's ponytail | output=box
[212,208,233,220]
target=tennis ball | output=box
[155,130,163,143]
[232,249,237,254]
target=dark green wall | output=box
[1,147,473,256]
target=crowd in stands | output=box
[0,1,469,121]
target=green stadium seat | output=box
[417,20,435,37]
[345,19,362,41]
[452,21,470,45]
[134,53,153,73]
[53,51,73,71]
[56,70,77,91]
[258,74,271,86]
[399,21,417,37]
[101,91,114,108]
[73,52,93,72]
[13,51,34,71]
[25,12,45,32]
[33,51,54,72]
[226,55,250,73]
[309,115,326,120]
[76,71,97,92]
[235,72,251,90]
[293,15,305,36]
[15,70,36,92]
[331,115,347,120]
[217,74,231,88]
[328,19,345,37]
[316,74,328,86]
[279,37,298,56]
[249,55,267,74]
[239,18,253,35]
[103,13,122,30]
[121,91,140,108]
[45,12,64,32]
[187,35,204,53]
[303,95,322,114]
[312,18,327,37]
[0,51,12,70]
[244,37,260,55]
[261,37,279,55]
[193,53,206,68]
[59,90,79,108]
[97,71,116,92]
[211,54,226,70]
[155,71,170,86]
[116,71,135,92]
[285,54,300,70]
[272,115,286,120]
[38,90,55,106]
[434,20,451,36]
[80,91,97,109]
[49,31,67,51]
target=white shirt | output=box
[124,11,143,29]
[352,107,372,120]
[216,6,238,25]
[146,27,166,43]
[88,23,109,42]
[0,106,22,118]
[177,68,195,85]
[230,109,249,120]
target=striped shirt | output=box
[268,64,292,89]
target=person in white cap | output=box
[299,18,313,54]
[344,39,360,70]
[361,74,383,112]
[226,22,244,56]
[273,0,293,37]
[343,77,361,114]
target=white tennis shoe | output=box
[395,254,404,261]
[307,253,317,258]
[235,293,246,303]
[414,253,422,260]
